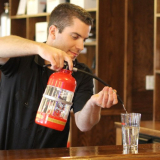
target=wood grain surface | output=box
[1,143,160,159]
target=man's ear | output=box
[48,25,57,39]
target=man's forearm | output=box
[0,35,40,59]
[75,99,101,132]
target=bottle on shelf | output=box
[0,2,10,37]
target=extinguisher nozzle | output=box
[43,64,51,67]
[73,67,78,72]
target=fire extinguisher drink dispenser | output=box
[35,62,125,131]
[35,69,76,131]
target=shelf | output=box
[84,41,97,46]
[10,8,97,19]
[86,8,97,12]
[11,13,50,19]
[155,70,160,74]
[155,13,160,17]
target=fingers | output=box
[64,55,73,71]
[47,50,73,71]
[52,50,73,71]
[97,87,118,108]
[59,56,65,69]
[106,87,114,107]
[101,87,109,108]
[50,53,65,71]
[113,91,118,105]
[39,43,73,71]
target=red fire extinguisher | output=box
[35,69,76,131]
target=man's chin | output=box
[69,55,77,61]
[72,57,76,61]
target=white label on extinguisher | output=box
[43,94,73,106]
[66,92,74,102]
[46,85,74,103]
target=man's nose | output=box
[76,39,84,51]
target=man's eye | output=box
[72,35,78,39]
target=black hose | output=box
[43,63,124,105]
[73,68,124,105]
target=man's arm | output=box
[0,35,73,70]
[75,87,118,132]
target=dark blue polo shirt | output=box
[0,55,93,150]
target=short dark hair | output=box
[48,3,93,33]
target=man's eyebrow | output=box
[71,32,89,39]
[71,32,81,36]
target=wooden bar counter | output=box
[1,143,160,160]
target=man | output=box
[0,3,118,150]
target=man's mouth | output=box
[70,51,78,57]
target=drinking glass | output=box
[121,113,141,153]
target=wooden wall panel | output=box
[124,0,134,112]
[11,19,26,38]
[98,0,125,111]
[98,0,154,119]
[70,112,121,147]
[126,0,154,120]
[154,74,160,120]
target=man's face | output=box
[51,18,91,60]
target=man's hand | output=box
[91,86,118,108]
[38,43,73,71]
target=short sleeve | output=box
[0,58,20,77]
